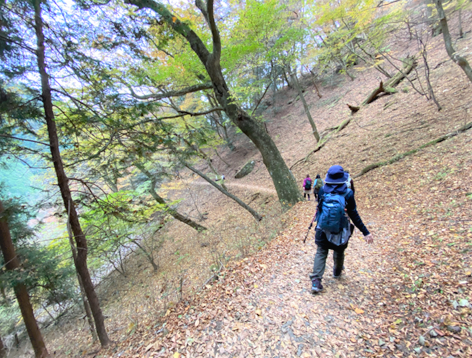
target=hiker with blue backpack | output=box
[302,175,313,201]
[308,165,373,294]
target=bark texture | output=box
[434,0,472,82]
[66,221,98,343]
[33,0,110,347]
[0,201,50,358]
[125,0,302,207]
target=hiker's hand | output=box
[364,234,373,244]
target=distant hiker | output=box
[309,165,373,294]
[345,170,355,194]
[313,174,323,200]
[221,174,226,181]
[302,175,312,201]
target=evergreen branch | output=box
[124,0,211,64]
[0,134,51,147]
[126,82,213,100]
[126,107,224,128]
[64,133,115,168]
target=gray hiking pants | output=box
[309,245,345,281]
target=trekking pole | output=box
[303,215,316,243]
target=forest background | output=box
[1,0,472,357]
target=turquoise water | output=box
[0,159,44,203]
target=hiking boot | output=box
[333,266,344,279]
[311,278,323,294]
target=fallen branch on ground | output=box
[354,121,472,178]
[347,57,417,112]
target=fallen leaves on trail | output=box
[354,308,365,315]
[47,14,472,357]
[99,125,472,358]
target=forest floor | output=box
[9,7,472,358]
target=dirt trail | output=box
[31,9,472,356]
[187,180,278,195]
[108,127,472,357]
[173,203,389,357]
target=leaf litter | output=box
[29,12,472,357]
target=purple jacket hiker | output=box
[302,175,312,200]
[303,177,312,188]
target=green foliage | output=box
[0,188,76,336]
[305,0,403,76]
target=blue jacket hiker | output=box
[309,165,373,294]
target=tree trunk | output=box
[210,91,302,207]
[125,0,302,207]
[135,163,207,231]
[66,218,98,343]
[32,0,111,347]
[434,0,472,82]
[136,242,159,271]
[282,68,292,88]
[384,56,417,88]
[420,40,442,111]
[290,72,320,142]
[184,164,263,221]
[0,335,5,358]
[363,81,386,105]
[0,201,50,358]
[151,188,208,231]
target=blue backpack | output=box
[317,189,351,234]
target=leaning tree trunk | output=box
[0,335,5,358]
[33,0,110,347]
[125,0,302,207]
[66,220,98,343]
[184,164,263,221]
[0,201,50,358]
[135,163,207,231]
[434,0,472,82]
[290,72,320,142]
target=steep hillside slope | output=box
[96,12,472,358]
[11,8,472,358]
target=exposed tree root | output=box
[354,121,472,178]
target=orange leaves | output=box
[354,307,364,315]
